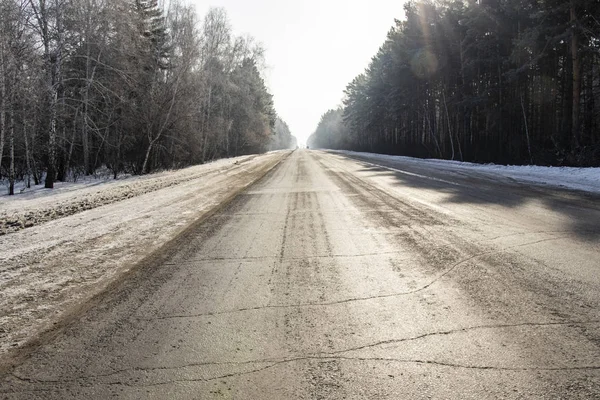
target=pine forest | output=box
[308,0,600,167]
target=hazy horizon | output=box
[192,0,406,145]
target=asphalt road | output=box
[1,150,600,399]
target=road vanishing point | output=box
[1,150,600,399]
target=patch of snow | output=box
[0,156,259,235]
[331,150,600,194]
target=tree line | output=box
[0,0,295,195]
[308,0,600,167]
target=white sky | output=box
[192,0,406,145]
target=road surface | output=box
[1,150,599,399]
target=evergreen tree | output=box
[315,0,600,166]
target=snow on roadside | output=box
[332,150,600,194]
[0,151,290,356]
[0,155,260,235]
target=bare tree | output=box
[0,0,282,187]
[28,0,65,188]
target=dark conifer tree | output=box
[311,0,600,166]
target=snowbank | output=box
[332,150,600,194]
[0,155,260,235]
[0,151,290,356]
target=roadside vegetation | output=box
[308,0,600,167]
[0,0,296,194]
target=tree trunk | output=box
[24,105,32,188]
[82,105,89,174]
[66,107,78,174]
[56,125,67,182]
[114,124,123,179]
[442,91,455,160]
[0,45,5,172]
[83,9,91,175]
[521,93,533,165]
[202,85,213,163]
[424,104,441,157]
[8,101,15,195]
[82,42,100,175]
[45,87,58,188]
[570,0,581,150]
[30,0,60,188]
[30,115,40,185]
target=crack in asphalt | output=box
[7,348,600,392]
[100,356,600,390]
[7,319,599,391]
[325,320,600,355]
[141,250,491,320]
[146,234,578,322]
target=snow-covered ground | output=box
[332,150,600,194]
[0,155,265,235]
[0,151,290,355]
